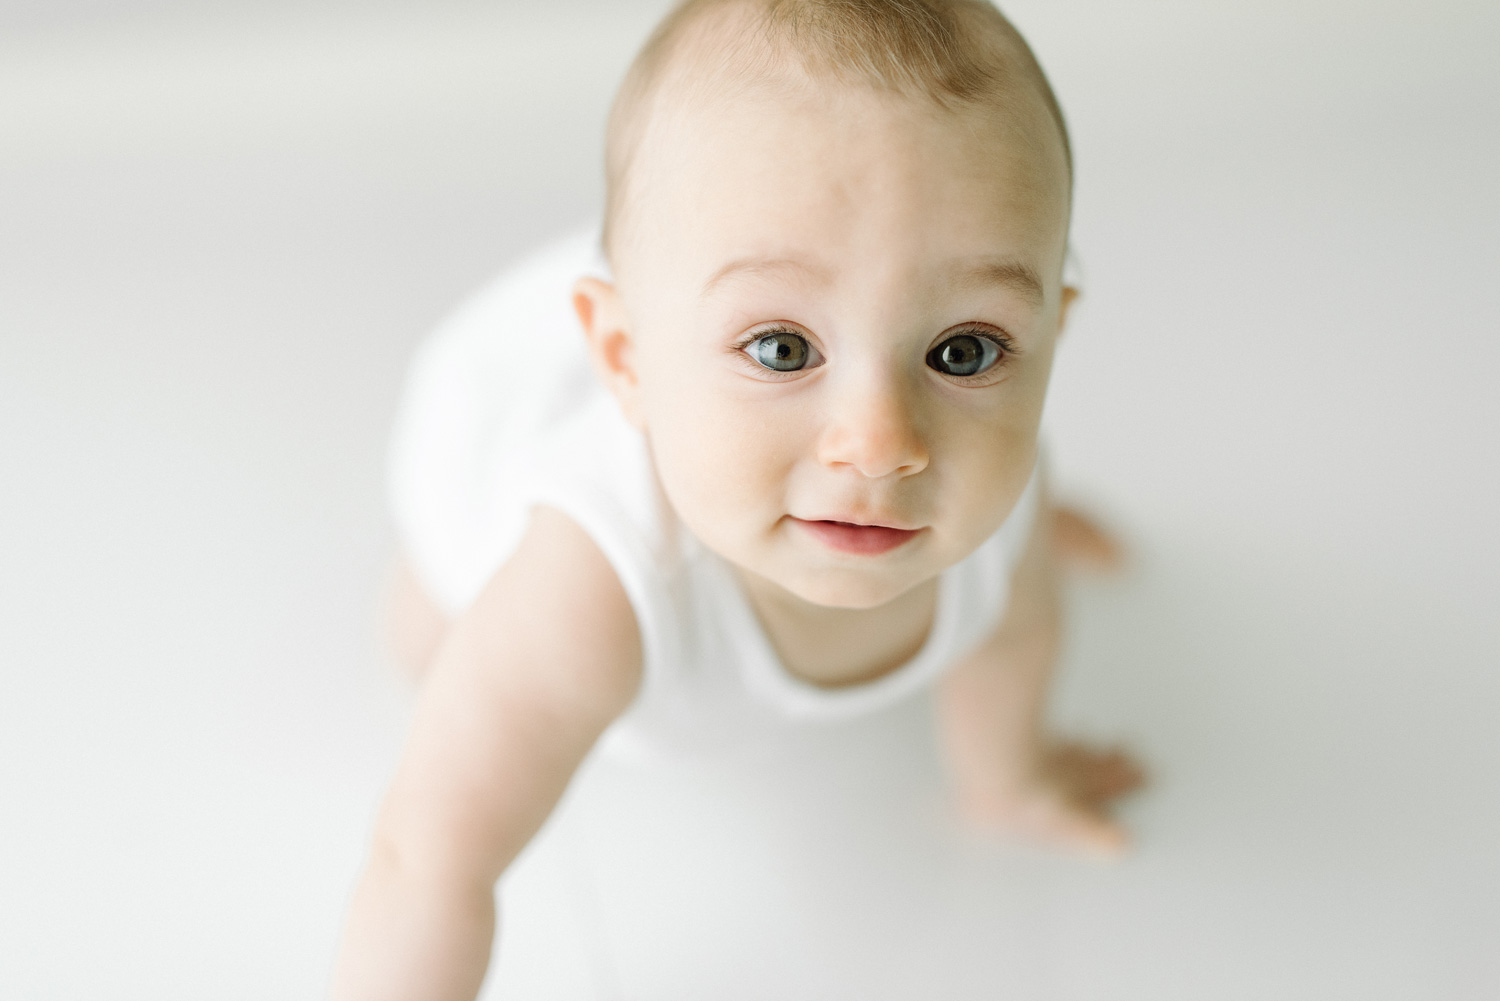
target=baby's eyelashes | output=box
[735,326,825,377]
[730,322,1016,384]
[927,332,1002,377]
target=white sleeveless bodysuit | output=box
[388,229,1041,758]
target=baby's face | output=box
[602,82,1072,610]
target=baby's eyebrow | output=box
[952,259,1046,307]
[701,256,831,298]
[700,254,1046,306]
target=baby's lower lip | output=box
[791,518,922,556]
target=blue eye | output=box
[748,331,816,372]
[927,333,1002,377]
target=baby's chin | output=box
[764,563,933,612]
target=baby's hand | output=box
[956,741,1145,859]
[1052,505,1125,572]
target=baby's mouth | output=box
[789,517,922,556]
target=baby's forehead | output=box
[620,102,1069,326]
[636,77,1070,254]
[651,78,1061,202]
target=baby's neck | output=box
[734,572,938,689]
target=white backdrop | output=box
[1,2,1497,998]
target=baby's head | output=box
[574,0,1075,611]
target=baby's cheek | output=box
[645,381,784,541]
[944,422,1037,540]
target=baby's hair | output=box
[603,0,1072,256]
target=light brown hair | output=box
[603,0,1072,254]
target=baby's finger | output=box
[1051,506,1125,571]
[1020,796,1129,860]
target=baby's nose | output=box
[816,370,929,479]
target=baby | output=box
[332,0,1143,996]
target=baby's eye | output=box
[746,330,820,372]
[926,333,1003,378]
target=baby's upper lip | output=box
[791,514,922,532]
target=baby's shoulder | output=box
[460,503,642,718]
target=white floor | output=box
[1,2,1497,998]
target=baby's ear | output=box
[1057,285,1081,339]
[573,276,644,427]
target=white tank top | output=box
[388,229,1041,757]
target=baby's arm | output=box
[935,503,1143,857]
[329,507,641,1001]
